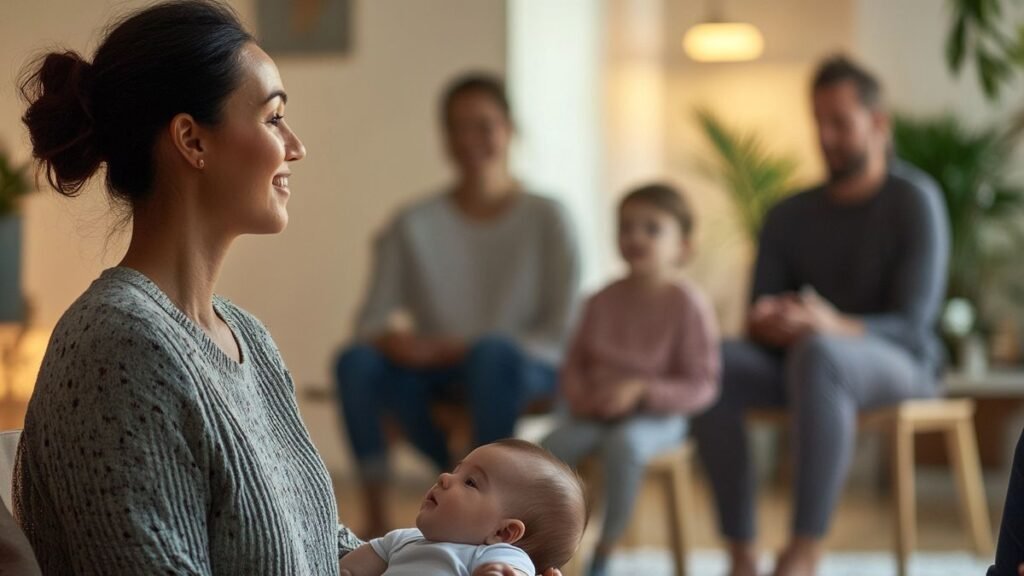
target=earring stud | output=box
[198,159,205,169]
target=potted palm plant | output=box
[0,150,31,323]
[695,108,799,244]
[892,113,1024,365]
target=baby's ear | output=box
[485,519,526,545]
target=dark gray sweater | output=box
[15,267,362,575]
[751,160,950,373]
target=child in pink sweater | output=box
[542,183,720,576]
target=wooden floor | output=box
[334,469,1004,556]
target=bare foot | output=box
[727,541,759,576]
[771,538,822,576]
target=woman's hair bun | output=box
[20,50,102,197]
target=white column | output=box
[507,0,604,290]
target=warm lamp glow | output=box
[0,327,48,402]
[683,22,764,63]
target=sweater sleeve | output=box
[517,200,581,365]
[337,524,364,557]
[353,220,407,342]
[861,177,950,355]
[558,297,595,410]
[18,306,212,575]
[750,203,797,302]
[643,288,722,415]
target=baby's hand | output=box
[473,564,563,576]
[473,564,517,576]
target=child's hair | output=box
[491,439,588,570]
[619,182,695,239]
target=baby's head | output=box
[416,439,587,569]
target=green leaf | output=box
[694,108,798,243]
[0,148,33,217]
[893,112,1024,317]
[947,11,969,71]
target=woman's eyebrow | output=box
[263,89,288,105]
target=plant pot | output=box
[0,215,22,323]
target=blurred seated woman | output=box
[336,73,580,537]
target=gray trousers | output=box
[542,415,687,547]
[692,334,937,541]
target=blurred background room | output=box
[4,1,1024,574]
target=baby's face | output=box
[416,444,527,545]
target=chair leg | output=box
[569,461,600,576]
[892,422,916,576]
[664,457,691,576]
[946,418,994,556]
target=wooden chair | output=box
[750,398,993,576]
[567,442,696,576]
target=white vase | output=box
[960,334,988,379]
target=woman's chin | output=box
[251,210,288,234]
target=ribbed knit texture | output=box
[14,267,362,575]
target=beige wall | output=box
[856,0,1024,126]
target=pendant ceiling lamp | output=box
[683,0,764,63]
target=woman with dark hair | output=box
[336,73,581,536]
[14,2,564,575]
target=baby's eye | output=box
[465,478,478,489]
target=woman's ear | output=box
[485,519,526,545]
[169,112,206,170]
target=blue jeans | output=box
[335,335,557,480]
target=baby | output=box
[340,439,588,576]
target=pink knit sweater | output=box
[560,277,721,415]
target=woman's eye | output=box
[268,114,284,126]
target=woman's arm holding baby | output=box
[339,543,387,576]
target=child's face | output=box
[618,200,689,276]
[416,444,527,546]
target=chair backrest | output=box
[0,430,22,513]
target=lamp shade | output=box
[683,22,764,62]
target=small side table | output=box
[943,369,1024,471]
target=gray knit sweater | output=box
[15,267,362,575]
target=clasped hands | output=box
[569,377,648,421]
[748,288,862,348]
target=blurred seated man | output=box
[692,56,950,576]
